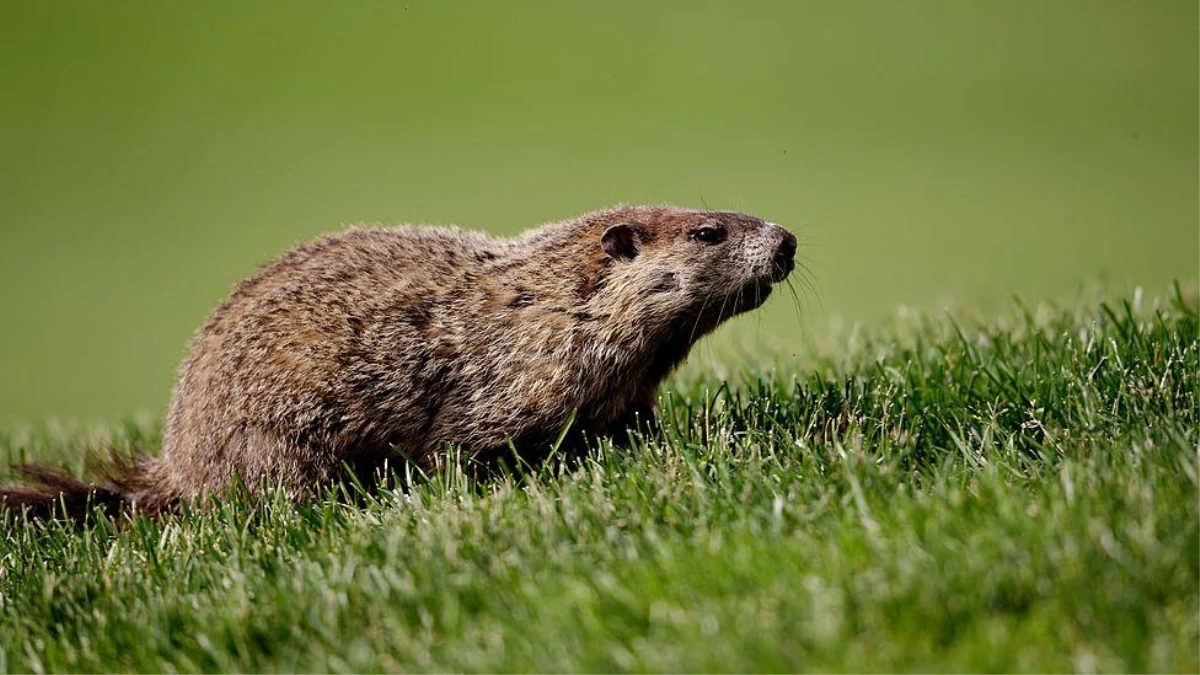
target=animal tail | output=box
[0,449,175,522]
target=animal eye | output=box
[691,227,726,244]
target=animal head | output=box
[590,206,796,336]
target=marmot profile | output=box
[2,205,796,518]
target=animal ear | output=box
[601,223,641,262]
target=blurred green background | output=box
[1,0,1196,426]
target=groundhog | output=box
[2,205,796,519]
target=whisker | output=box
[784,277,805,336]
[689,285,717,345]
[793,259,824,317]
[716,288,731,326]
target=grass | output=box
[1,284,1197,673]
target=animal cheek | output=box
[648,272,681,295]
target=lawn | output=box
[2,1,1194,671]
[2,284,1195,673]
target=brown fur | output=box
[2,205,796,519]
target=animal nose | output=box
[771,230,797,281]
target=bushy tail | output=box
[0,449,175,523]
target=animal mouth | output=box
[681,277,775,338]
[771,257,794,283]
[730,277,774,313]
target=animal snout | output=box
[771,229,797,281]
